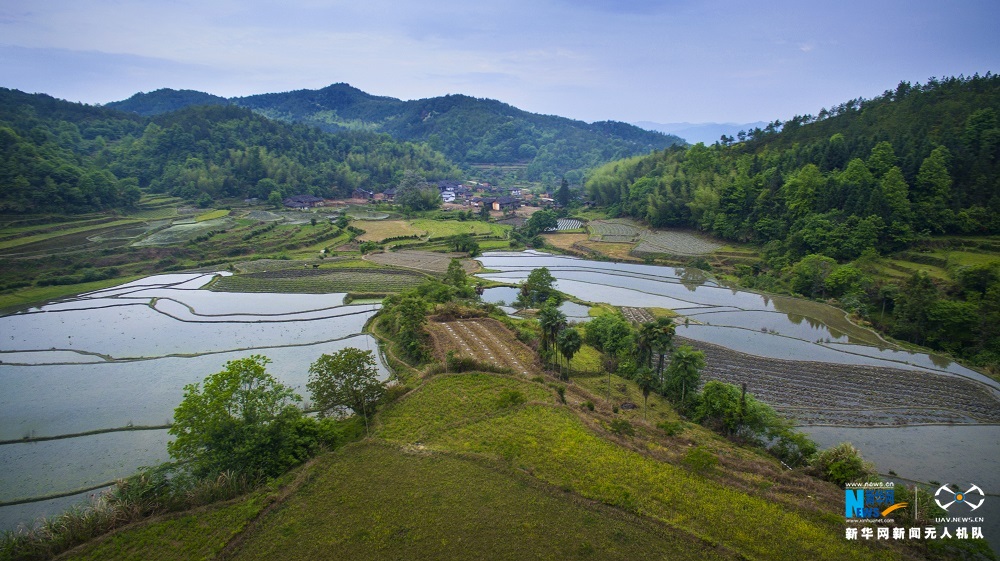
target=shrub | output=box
[496,390,527,409]
[682,446,718,474]
[583,400,595,411]
[810,442,876,485]
[608,418,634,437]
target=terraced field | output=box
[634,230,723,256]
[365,250,478,274]
[425,318,539,376]
[588,219,642,241]
[555,218,583,230]
[682,337,1000,426]
[209,267,428,294]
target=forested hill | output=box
[586,74,1000,372]
[0,87,459,213]
[588,74,1000,251]
[108,83,685,181]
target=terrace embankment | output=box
[679,336,1000,427]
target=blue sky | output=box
[1,0,997,124]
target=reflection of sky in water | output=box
[0,430,172,502]
[479,252,994,389]
[480,286,520,305]
[803,425,1000,553]
[0,272,389,530]
[683,310,850,343]
[0,303,376,358]
[0,336,386,441]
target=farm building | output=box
[484,196,520,212]
[353,188,374,200]
[283,194,325,209]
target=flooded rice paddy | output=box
[477,251,1000,544]
[0,272,385,530]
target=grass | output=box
[210,268,428,294]
[231,442,733,561]
[0,219,141,251]
[380,375,893,561]
[409,219,507,239]
[194,209,231,222]
[63,493,269,561]
[568,344,603,373]
[352,220,426,242]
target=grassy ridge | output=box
[231,442,731,561]
[56,372,913,561]
[378,374,896,561]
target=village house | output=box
[352,188,374,200]
[282,194,325,209]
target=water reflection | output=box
[0,272,387,531]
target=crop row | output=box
[426,318,538,375]
[620,306,655,324]
[366,250,475,274]
[210,267,426,294]
[588,219,641,239]
[634,230,723,256]
[555,218,583,230]
[680,337,1000,426]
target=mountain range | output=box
[106,84,685,181]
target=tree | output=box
[451,233,480,256]
[396,172,442,212]
[515,267,559,308]
[556,326,582,380]
[168,355,307,478]
[267,190,283,209]
[663,345,704,406]
[635,366,657,420]
[524,209,558,236]
[444,258,468,288]
[537,302,567,361]
[555,177,571,207]
[307,348,385,436]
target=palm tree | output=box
[635,367,657,420]
[538,303,566,369]
[650,317,676,384]
[665,345,705,405]
[557,327,582,381]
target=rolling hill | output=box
[107,84,685,181]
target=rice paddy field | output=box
[209,267,429,294]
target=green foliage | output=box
[395,173,443,212]
[682,446,718,474]
[582,312,633,356]
[307,348,386,423]
[662,345,704,408]
[167,355,312,478]
[811,442,876,486]
[450,233,480,256]
[608,418,635,437]
[0,88,459,212]
[514,267,559,308]
[523,208,558,236]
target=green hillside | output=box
[56,371,931,561]
[584,73,1000,374]
[0,88,459,213]
[108,84,685,181]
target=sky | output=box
[1,0,997,125]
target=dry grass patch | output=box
[353,220,426,242]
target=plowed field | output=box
[680,337,1000,427]
[426,318,539,376]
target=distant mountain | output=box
[106,89,230,116]
[634,121,768,145]
[1,87,458,213]
[108,84,685,180]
